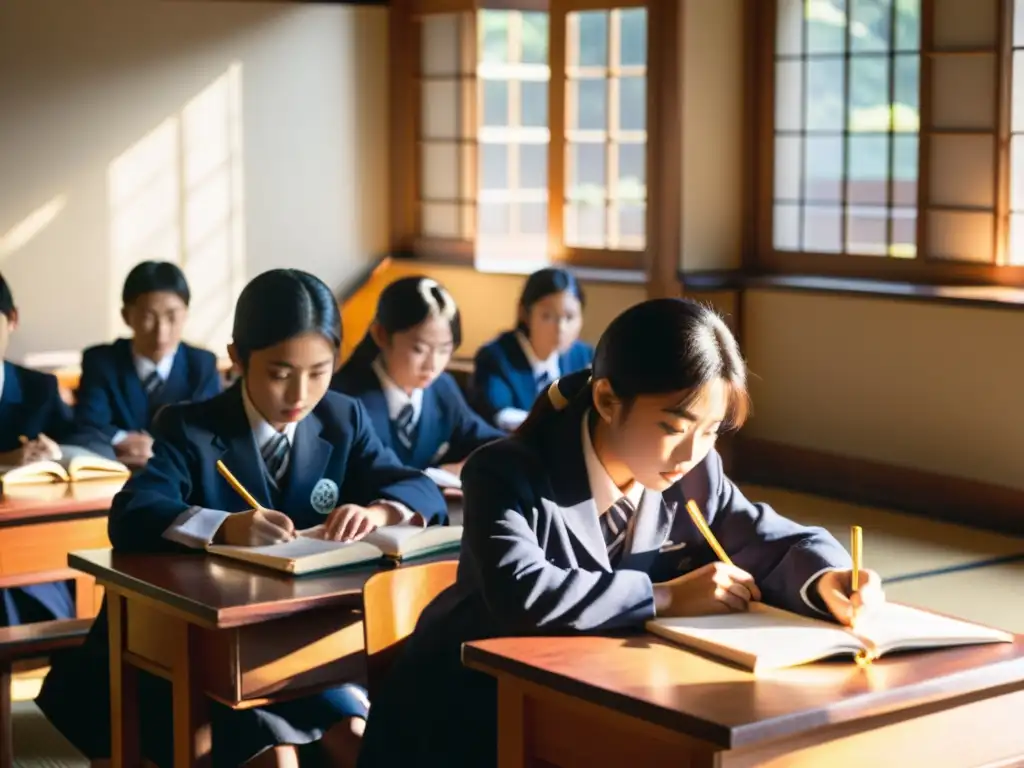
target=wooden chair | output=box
[0,617,93,768]
[361,560,458,696]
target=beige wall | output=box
[743,289,1024,491]
[679,0,744,273]
[0,0,388,362]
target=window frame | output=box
[752,0,1024,287]
[388,0,681,281]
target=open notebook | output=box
[0,446,131,488]
[647,602,1013,672]
[206,523,463,575]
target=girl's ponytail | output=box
[514,368,593,440]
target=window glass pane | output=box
[573,12,609,67]
[619,9,647,66]
[521,13,549,64]
[619,77,646,131]
[572,79,607,131]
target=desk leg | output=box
[171,623,211,768]
[497,681,526,768]
[75,574,97,618]
[108,593,140,768]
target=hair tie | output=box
[547,379,569,411]
[418,278,457,322]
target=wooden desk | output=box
[0,481,120,617]
[70,548,456,768]
[465,632,1024,768]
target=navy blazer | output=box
[471,331,594,424]
[330,363,504,470]
[107,383,450,552]
[74,338,222,441]
[0,361,77,453]
[357,395,850,768]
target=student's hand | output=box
[115,432,154,467]
[322,504,391,542]
[10,434,63,464]
[816,568,885,627]
[216,509,296,546]
[653,562,762,617]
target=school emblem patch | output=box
[310,478,340,515]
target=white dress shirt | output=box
[371,357,424,429]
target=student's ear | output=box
[516,305,529,331]
[369,321,389,350]
[120,305,131,327]
[6,308,18,333]
[591,378,621,425]
[226,343,242,374]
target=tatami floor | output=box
[10,485,1024,766]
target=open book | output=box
[646,602,1013,673]
[0,446,131,488]
[206,523,463,575]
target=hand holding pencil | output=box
[213,460,296,546]
[815,525,886,630]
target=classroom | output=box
[2,0,1024,766]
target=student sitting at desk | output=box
[0,272,111,627]
[357,298,885,768]
[74,260,221,469]
[39,269,448,768]
[471,267,594,430]
[330,276,503,475]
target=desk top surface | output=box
[0,480,123,523]
[464,630,1024,749]
[69,547,456,629]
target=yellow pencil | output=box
[685,500,734,567]
[215,459,263,510]
[851,525,863,591]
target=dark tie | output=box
[261,432,290,487]
[535,370,552,394]
[395,403,416,450]
[600,497,637,564]
[143,370,163,398]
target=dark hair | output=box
[346,275,461,370]
[0,273,14,320]
[517,298,750,438]
[516,268,585,335]
[231,269,342,365]
[122,261,191,306]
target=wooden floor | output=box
[10,484,1024,766]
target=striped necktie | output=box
[599,497,638,564]
[261,432,290,487]
[395,403,416,450]
[142,370,163,398]
[535,370,552,394]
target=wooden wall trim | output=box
[733,437,1024,536]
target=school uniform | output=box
[74,337,222,444]
[38,382,448,767]
[331,357,505,470]
[356,385,851,768]
[0,360,112,626]
[471,330,594,429]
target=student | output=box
[357,298,884,767]
[331,276,504,473]
[74,260,222,468]
[472,267,593,430]
[0,273,113,626]
[39,268,449,768]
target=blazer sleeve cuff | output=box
[163,506,231,549]
[799,566,843,616]
[495,407,528,431]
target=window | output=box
[396,0,664,271]
[765,0,1024,281]
[772,0,921,258]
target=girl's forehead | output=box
[641,380,730,423]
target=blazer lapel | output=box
[627,489,673,556]
[116,340,149,430]
[0,362,24,442]
[543,402,611,570]
[280,411,334,517]
[1,361,22,407]
[413,385,444,466]
[211,385,274,510]
[361,386,394,453]
[157,346,191,405]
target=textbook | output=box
[0,446,131,488]
[206,523,463,575]
[646,601,1013,672]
